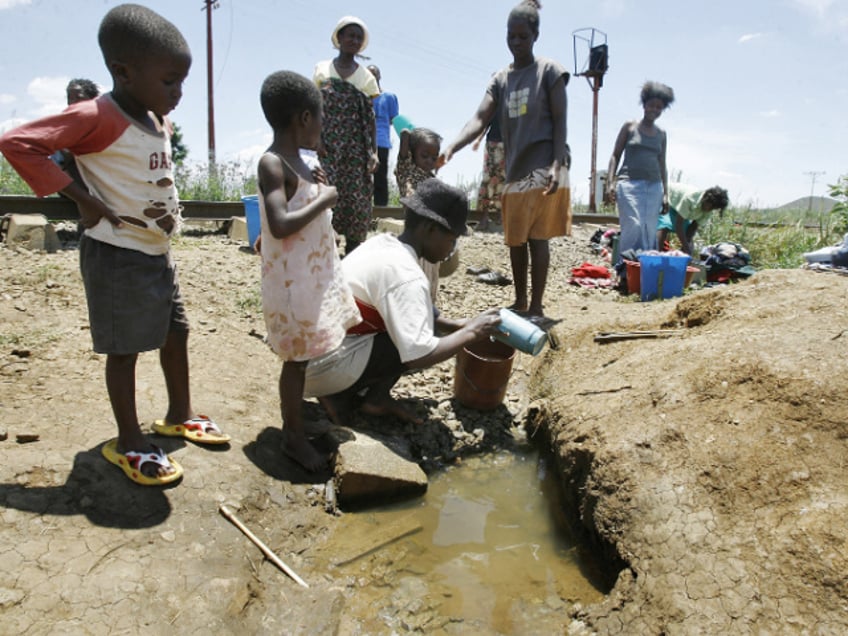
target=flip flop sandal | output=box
[152,415,231,444]
[477,271,512,286]
[101,438,183,486]
[465,265,491,276]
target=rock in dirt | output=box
[334,431,428,506]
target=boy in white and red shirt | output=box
[0,4,228,486]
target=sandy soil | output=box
[0,221,846,634]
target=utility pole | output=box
[203,1,219,168]
[803,170,825,212]
[572,29,608,213]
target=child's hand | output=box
[61,182,122,229]
[312,165,328,185]
[316,184,338,209]
[77,197,122,229]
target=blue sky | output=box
[1,0,846,208]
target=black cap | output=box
[399,178,469,236]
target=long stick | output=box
[594,330,683,343]
[219,504,309,588]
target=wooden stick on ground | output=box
[331,514,423,567]
[219,504,309,588]
[594,329,684,344]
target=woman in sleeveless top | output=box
[606,81,675,261]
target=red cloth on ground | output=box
[570,262,611,279]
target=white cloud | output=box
[27,76,68,117]
[0,93,16,105]
[738,32,765,44]
[0,0,31,9]
[759,109,781,118]
[663,120,795,205]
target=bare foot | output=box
[360,396,424,425]
[281,430,328,473]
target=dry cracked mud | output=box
[1,221,846,634]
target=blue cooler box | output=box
[638,254,690,301]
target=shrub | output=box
[828,174,848,237]
[0,157,33,195]
[698,204,843,269]
[175,160,257,201]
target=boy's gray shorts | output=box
[79,235,188,355]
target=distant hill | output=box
[772,196,838,213]
[740,196,841,226]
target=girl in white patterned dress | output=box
[257,71,360,471]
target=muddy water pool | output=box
[320,447,607,634]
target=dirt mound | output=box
[533,268,848,634]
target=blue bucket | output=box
[638,254,690,301]
[241,195,260,250]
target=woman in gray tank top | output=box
[606,81,674,265]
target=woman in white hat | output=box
[314,16,380,256]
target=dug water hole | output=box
[319,446,610,634]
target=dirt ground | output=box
[1,220,846,634]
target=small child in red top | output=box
[395,127,442,197]
[0,4,228,486]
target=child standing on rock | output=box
[256,71,360,472]
[0,4,229,486]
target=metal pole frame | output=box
[572,28,608,213]
[204,0,216,168]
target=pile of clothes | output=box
[574,228,619,288]
[699,242,756,282]
[588,227,620,263]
